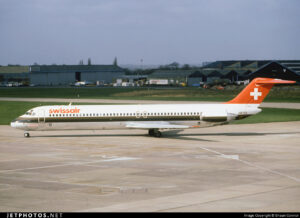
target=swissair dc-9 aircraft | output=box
[11,78,295,138]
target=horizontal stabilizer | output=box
[255,78,296,84]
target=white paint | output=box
[250,88,262,100]
[194,144,300,183]
[219,154,240,160]
[0,156,140,173]
[101,157,140,162]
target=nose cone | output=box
[10,119,17,128]
[10,119,24,129]
[10,121,15,128]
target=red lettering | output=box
[49,107,80,114]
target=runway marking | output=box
[79,184,297,212]
[219,154,239,160]
[101,157,140,162]
[237,159,300,183]
[194,143,300,183]
[0,156,140,173]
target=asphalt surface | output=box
[0,122,299,212]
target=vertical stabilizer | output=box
[226,78,295,104]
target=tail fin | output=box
[226,78,295,104]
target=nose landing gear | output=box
[24,132,30,138]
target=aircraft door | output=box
[38,109,45,123]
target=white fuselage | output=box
[10,103,261,131]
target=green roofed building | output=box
[0,66,30,85]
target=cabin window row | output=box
[48,112,201,117]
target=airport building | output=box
[30,65,125,86]
[0,66,30,86]
[195,60,300,84]
[147,70,195,86]
[0,64,126,86]
[149,60,300,86]
[1,60,299,86]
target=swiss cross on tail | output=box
[250,88,262,101]
[226,78,295,104]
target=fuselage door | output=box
[38,109,45,123]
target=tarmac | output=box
[0,121,299,212]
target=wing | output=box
[125,122,189,129]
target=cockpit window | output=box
[25,110,33,116]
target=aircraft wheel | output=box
[148,129,155,136]
[24,132,30,138]
[154,131,162,138]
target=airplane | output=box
[10,77,295,138]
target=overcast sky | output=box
[0,0,299,66]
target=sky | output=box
[0,0,299,66]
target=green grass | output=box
[1,101,300,125]
[0,86,300,102]
[233,108,300,124]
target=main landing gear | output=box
[24,132,30,138]
[148,129,162,138]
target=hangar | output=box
[186,60,300,86]
[200,60,300,82]
[30,64,125,86]
[248,61,300,82]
